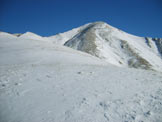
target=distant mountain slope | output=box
[19,32,43,40]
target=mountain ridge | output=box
[1,21,162,71]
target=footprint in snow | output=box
[14,82,21,86]
[99,101,109,111]
[144,111,151,117]
[1,84,6,87]
[77,72,82,74]
[89,71,94,74]
[46,75,51,78]
[77,71,94,75]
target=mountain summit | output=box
[61,22,162,71]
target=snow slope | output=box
[0,31,162,122]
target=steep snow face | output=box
[145,37,162,57]
[64,22,162,71]
[1,33,162,122]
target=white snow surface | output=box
[0,27,162,122]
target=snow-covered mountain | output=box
[63,22,162,71]
[0,29,162,122]
[7,21,162,71]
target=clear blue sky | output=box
[0,0,162,37]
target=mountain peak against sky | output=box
[1,0,162,37]
[62,22,162,71]
[1,21,161,72]
[1,20,162,122]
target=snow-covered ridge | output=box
[1,21,162,71]
[18,32,43,40]
[44,23,91,45]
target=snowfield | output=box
[0,22,162,122]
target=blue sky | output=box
[0,0,162,37]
